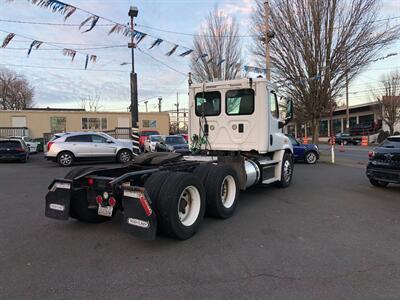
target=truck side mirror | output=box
[278,99,294,129]
[285,99,293,122]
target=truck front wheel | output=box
[277,152,294,188]
[157,172,206,240]
[204,165,239,219]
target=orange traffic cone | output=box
[339,141,345,152]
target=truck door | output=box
[268,89,281,152]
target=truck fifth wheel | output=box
[45,78,295,240]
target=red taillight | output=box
[87,178,94,186]
[15,147,24,152]
[139,195,152,216]
[108,197,116,207]
[47,141,54,151]
[96,195,103,205]
[368,151,375,159]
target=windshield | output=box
[380,137,400,148]
[0,141,21,148]
[165,136,186,144]
[100,132,114,140]
[141,131,159,136]
[151,135,162,142]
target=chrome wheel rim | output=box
[306,152,317,164]
[220,175,236,208]
[178,185,201,227]
[120,151,131,162]
[283,160,292,183]
[60,153,72,165]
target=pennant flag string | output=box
[7,0,228,63]
[0,29,98,69]
[7,0,198,58]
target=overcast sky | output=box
[0,0,399,112]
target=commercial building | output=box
[0,108,170,138]
[287,101,383,140]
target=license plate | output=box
[98,205,113,217]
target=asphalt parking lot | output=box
[1,154,399,299]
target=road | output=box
[1,154,399,299]
[318,144,372,165]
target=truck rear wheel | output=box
[157,172,206,240]
[204,165,239,219]
[144,171,172,207]
[193,163,212,184]
[276,152,294,188]
[65,167,111,223]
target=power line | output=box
[0,45,125,51]
[0,63,128,73]
[137,47,187,76]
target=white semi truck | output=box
[45,77,294,240]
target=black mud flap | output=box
[45,179,72,220]
[122,186,157,240]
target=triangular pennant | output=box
[27,40,43,56]
[178,49,193,57]
[216,59,225,66]
[84,54,89,70]
[1,33,15,48]
[166,45,178,56]
[82,16,99,33]
[149,38,163,49]
[63,48,77,61]
[79,16,93,30]
[135,32,147,44]
[64,6,76,20]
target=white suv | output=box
[45,132,135,167]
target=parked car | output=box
[32,137,44,152]
[179,134,189,142]
[366,135,400,187]
[45,132,135,167]
[156,135,191,155]
[139,130,160,152]
[286,134,319,164]
[9,136,39,153]
[328,133,361,145]
[0,138,29,163]
[144,135,163,152]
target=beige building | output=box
[0,108,170,138]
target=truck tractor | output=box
[45,77,294,240]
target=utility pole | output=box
[176,91,180,133]
[128,6,139,155]
[158,97,162,112]
[144,100,148,113]
[345,72,349,133]
[264,1,271,81]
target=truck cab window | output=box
[195,91,221,116]
[270,91,279,119]
[226,89,255,115]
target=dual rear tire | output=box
[144,164,240,239]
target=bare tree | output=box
[0,68,34,110]
[79,94,102,112]
[374,70,400,135]
[252,0,400,143]
[190,6,242,82]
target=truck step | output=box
[258,159,279,166]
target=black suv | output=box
[366,136,400,187]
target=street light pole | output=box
[129,6,139,155]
